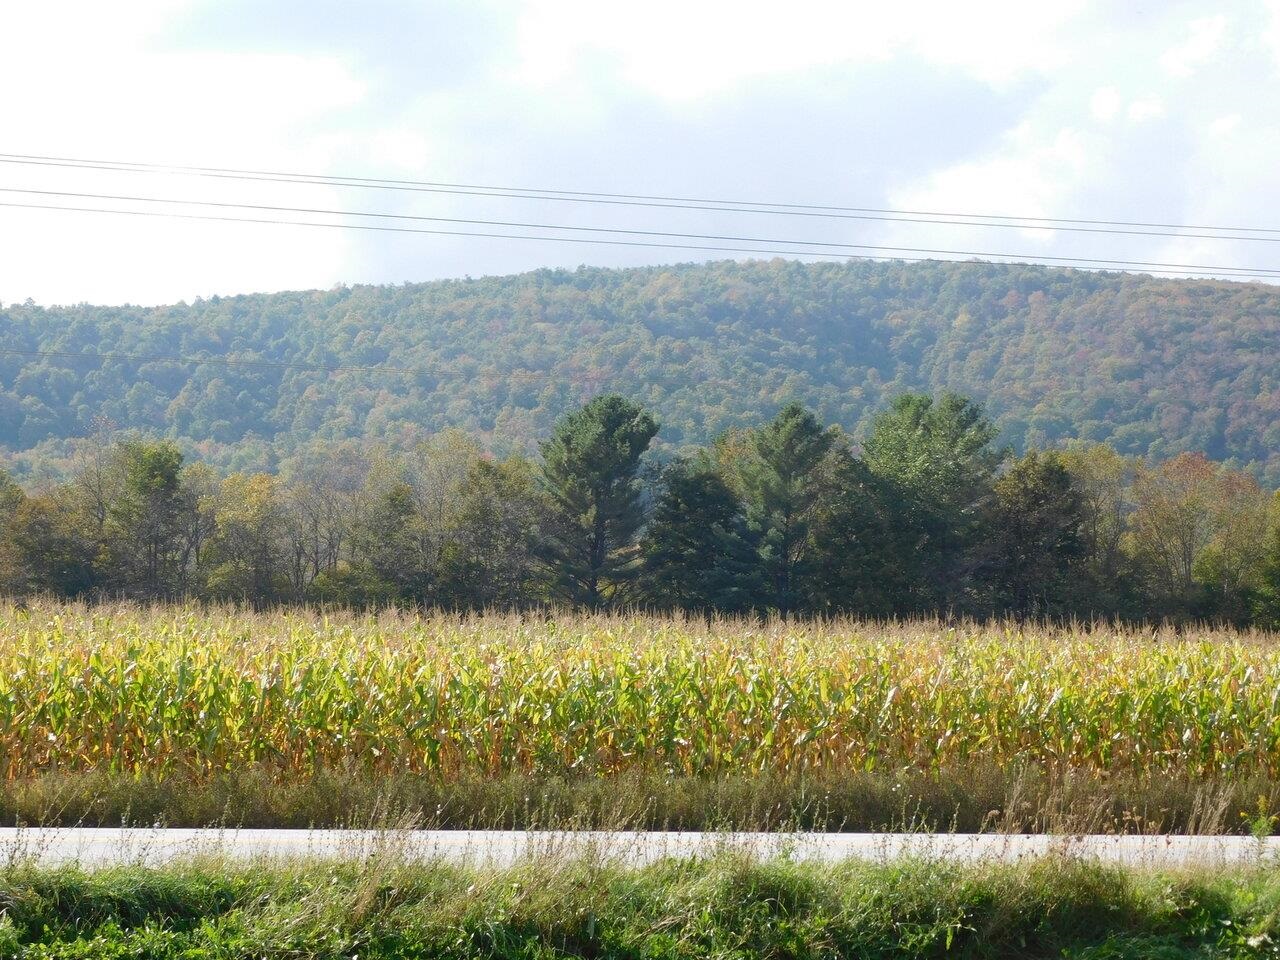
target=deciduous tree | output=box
[438,456,544,609]
[203,473,289,605]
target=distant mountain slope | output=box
[3,259,1278,482]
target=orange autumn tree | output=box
[1129,452,1272,621]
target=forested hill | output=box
[3,259,1279,482]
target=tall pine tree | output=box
[862,392,1004,611]
[539,395,659,607]
[734,403,836,616]
[106,440,186,599]
[641,459,758,613]
[807,452,904,617]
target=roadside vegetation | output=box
[2,853,1279,958]
[8,765,1280,834]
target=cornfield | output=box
[1,601,1278,781]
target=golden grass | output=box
[1,601,1277,781]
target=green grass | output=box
[1,855,1279,958]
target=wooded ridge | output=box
[4,258,1278,482]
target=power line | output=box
[2,152,1276,244]
[0,199,1005,266]
[3,186,1277,278]
[2,200,1276,282]
[5,150,1278,234]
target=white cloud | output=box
[0,1,365,304]
[1209,113,1243,137]
[511,0,1086,100]
[1266,0,1280,67]
[1141,104,1280,281]
[1091,87,1122,122]
[3,1,1280,304]
[1160,15,1228,77]
[1127,96,1166,122]
[886,123,1093,245]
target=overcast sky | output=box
[1,0,1277,305]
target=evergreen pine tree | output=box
[736,403,836,616]
[862,392,1004,610]
[808,452,904,616]
[641,459,758,613]
[539,395,659,607]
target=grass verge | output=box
[4,766,1277,834]
[1,854,1279,958]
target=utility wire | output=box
[3,186,1277,278]
[2,200,1276,281]
[2,152,1276,244]
[0,199,1015,266]
[4,150,1278,234]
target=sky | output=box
[1,0,1278,305]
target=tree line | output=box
[2,391,1278,624]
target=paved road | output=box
[3,829,1278,868]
